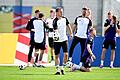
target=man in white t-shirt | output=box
[53,8,73,75]
[46,9,55,62]
[68,7,92,67]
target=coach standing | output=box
[100,12,120,68]
[68,7,92,66]
[26,10,40,67]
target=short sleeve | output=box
[87,37,93,45]
[65,17,69,25]
[53,18,58,30]
[74,17,78,25]
[88,19,92,27]
[104,19,110,27]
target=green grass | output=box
[0,66,120,80]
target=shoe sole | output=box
[55,72,60,75]
[61,70,65,75]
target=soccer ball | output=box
[66,61,72,68]
[53,31,59,41]
[19,65,26,70]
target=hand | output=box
[91,54,96,60]
[70,34,73,40]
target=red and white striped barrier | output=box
[14,33,48,65]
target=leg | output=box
[110,39,116,68]
[34,53,39,63]
[110,49,115,68]
[55,54,60,66]
[69,36,80,61]
[50,48,54,61]
[55,54,60,75]
[80,57,92,72]
[61,41,68,75]
[38,50,44,63]
[28,44,34,63]
[33,49,40,67]
[100,48,107,68]
[36,49,45,68]
[101,48,107,61]
[54,42,61,75]
[100,39,109,68]
[80,66,92,72]
[80,38,87,62]
[63,41,68,64]
[49,38,54,61]
[63,52,68,64]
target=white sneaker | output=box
[70,64,76,72]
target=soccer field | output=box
[0,66,120,80]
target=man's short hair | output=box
[89,27,95,33]
[35,10,40,13]
[39,13,44,18]
[56,7,61,12]
[50,9,55,13]
[82,7,88,10]
[112,15,117,22]
[108,11,112,15]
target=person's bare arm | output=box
[104,25,110,33]
[87,44,96,60]
[67,24,73,39]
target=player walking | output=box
[53,8,73,75]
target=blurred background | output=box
[0,0,120,36]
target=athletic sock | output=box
[110,61,114,66]
[35,54,39,63]
[51,56,54,61]
[79,62,83,66]
[101,60,104,65]
[69,57,72,62]
[27,62,30,66]
[74,64,81,70]
[61,66,64,70]
[56,65,60,72]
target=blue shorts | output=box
[102,39,116,49]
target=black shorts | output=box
[54,41,68,55]
[102,39,116,49]
[82,56,92,68]
[48,37,54,48]
[35,42,46,50]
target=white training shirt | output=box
[74,16,92,38]
[53,17,69,42]
[33,19,44,43]
[46,18,54,37]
